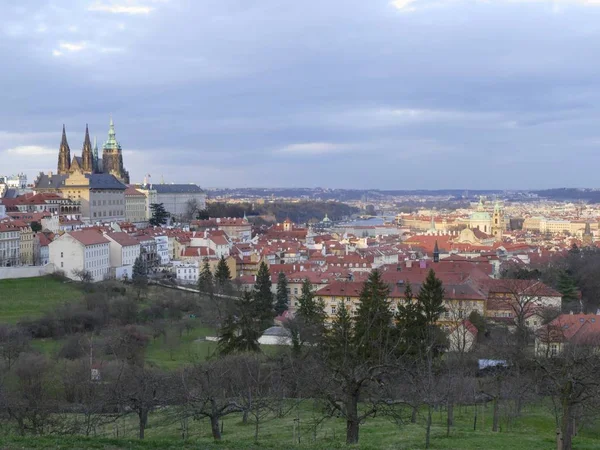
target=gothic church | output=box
[57,119,130,184]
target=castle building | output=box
[56,119,129,183]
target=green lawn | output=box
[145,325,218,369]
[0,402,599,449]
[0,277,83,323]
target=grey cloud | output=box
[1,0,600,188]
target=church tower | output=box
[101,117,130,183]
[491,200,504,242]
[81,124,93,173]
[92,136,100,173]
[433,240,440,263]
[57,125,71,175]
[582,222,593,247]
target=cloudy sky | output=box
[2,0,600,189]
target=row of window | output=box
[92,199,124,206]
[93,210,124,218]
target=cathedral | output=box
[57,119,130,184]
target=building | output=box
[14,221,34,265]
[149,184,206,219]
[34,171,126,223]
[49,230,110,282]
[56,120,129,183]
[535,314,600,357]
[468,197,492,234]
[124,186,148,225]
[0,203,6,219]
[174,261,199,284]
[105,232,141,280]
[0,222,20,266]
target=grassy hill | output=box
[0,276,83,323]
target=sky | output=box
[2,0,600,190]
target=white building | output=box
[155,235,170,265]
[0,204,6,219]
[105,232,141,280]
[174,261,199,284]
[0,222,20,266]
[49,230,110,282]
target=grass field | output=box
[145,325,217,368]
[0,402,599,449]
[0,277,83,323]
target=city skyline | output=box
[3,1,600,188]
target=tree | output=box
[184,198,201,222]
[217,291,261,355]
[30,221,42,233]
[353,269,393,361]
[196,209,210,220]
[72,269,93,284]
[253,262,274,329]
[418,269,446,327]
[132,255,148,299]
[537,344,600,450]
[291,278,326,349]
[557,271,579,310]
[275,272,289,316]
[198,259,214,298]
[214,256,232,295]
[179,356,244,440]
[310,270,399,445]
[149,203,170,227]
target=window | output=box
[61,252,63,258]
[550,344,558,357]
[61,262,63,268]
[331,306,336,314]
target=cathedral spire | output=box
[57,124,71,174]
[81,124,93,173]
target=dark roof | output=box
[34,173,68,189]
[153,184,204,194]
[3,189,18,199]
[88,174,126,190]
[34,173,125,190]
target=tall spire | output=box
[433,240,440,263]
[81,124,93,173]
[57,124,71,175]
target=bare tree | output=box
[537,340,600,450]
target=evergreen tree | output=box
[30,221,42,233]
[275,272,289,315]
[296,278,326,324]
[198,259,214,298]
[417,269,446,326]
[396,282,427,355]
[149,203,170,226]
[217,291,261,355]
[353,269,393,361]
[558,271,578,306]
[132,255,148,299]
[324,300,354,362]
[214,256,232,295]
[253,261,274,329]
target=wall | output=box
[0,264,55,280]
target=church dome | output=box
[469,210,491,221]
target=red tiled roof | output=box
[106,232,140,247]
[67,230,109,246]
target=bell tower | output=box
[491,200,504,242]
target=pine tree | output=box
[149,203,170,226]
[198,259,214,298]
[214,256,232,295]
[217,291,261,355]
[396,282,427,355]
[558,271,578,305]
[353,269,393,361]
[275,272,289,315]
[132,255,148,299]
[296,278,325,324]
[253,261,274,329]
[325,300,354,362]
[417,269,446,326]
